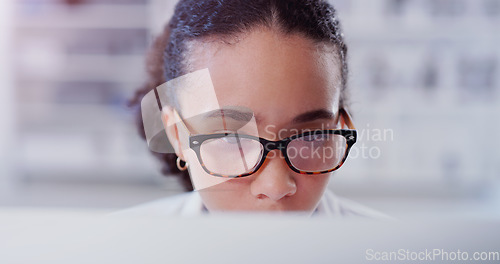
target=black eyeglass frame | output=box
[171,107,358,178]
[188,129,357,178]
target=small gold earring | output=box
[176,157,188,171]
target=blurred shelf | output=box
[342,20,500,44]
[15,4,149,29]
[18,54,147,83]
[17,103,135,131]
[15,27,149,56]
[0,180,183,209]
[64,54,146,82]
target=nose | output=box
[249,150,297,201]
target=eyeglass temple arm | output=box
[170,108,193,135]
[339,108,356,130]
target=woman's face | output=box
[165,28,343,214]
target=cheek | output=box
[197,177,253,211]
[298,173,331,189]
[294,173,331,206]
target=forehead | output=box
[177,28,342,129]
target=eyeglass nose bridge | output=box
[258,138,299,174]
[261,139,290,154]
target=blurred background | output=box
[0,0,499,217]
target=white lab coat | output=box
[114,189,390,219]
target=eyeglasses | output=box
[175,109,357,178]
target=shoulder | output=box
[110,191,206,217]
[314,189,393,220]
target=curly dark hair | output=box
[128,0,349,192]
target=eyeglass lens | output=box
[198,133,347,176]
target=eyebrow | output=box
[291,109,336,124]
[204,109,254,122]
[204,108,335,124]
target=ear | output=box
[161,106,185,160]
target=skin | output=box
[163,27,344,214]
